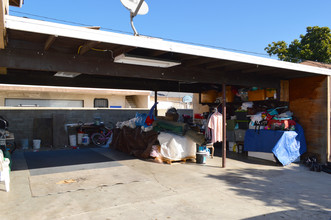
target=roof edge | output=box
[5,15,331,76]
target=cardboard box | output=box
[266,89,276,98]
[218,86,234,102]
[201,90,218,103]
[248,89,266,101]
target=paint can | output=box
[82,134,89,146]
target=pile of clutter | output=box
[236,102,297,131]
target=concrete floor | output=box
[0,148,330,220]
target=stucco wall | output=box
[0,90,127,108]
[133,95,149,108]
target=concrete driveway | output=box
[0,148,330,220]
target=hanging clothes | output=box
[207,111,223,144]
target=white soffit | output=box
[5,15,331,76]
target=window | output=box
[94,98,108,108]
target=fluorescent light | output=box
[114,53,181,68]
[54,72,81,78]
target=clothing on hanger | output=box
[207,111,223,144]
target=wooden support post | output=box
[328,76,331,162]
[154,90,158,117]
[222,83,227,168]
[0,0,9,49]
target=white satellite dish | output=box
[120,0,149,36]
[120,0,149,15]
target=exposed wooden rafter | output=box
[112,46,136,57]
[44,35,58,51]
[0,48,280,88]
[148,50,168,57]
[78,41,100,55]
[183,58,214,67]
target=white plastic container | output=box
[69,135,77,147]
[33,139,41,150]
[77,132,84,145]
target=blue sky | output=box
[9,0,331,58]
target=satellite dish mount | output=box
[120,0,149,36]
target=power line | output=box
[10,10,270,57]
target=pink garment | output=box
[208,112,223,143]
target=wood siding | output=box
[289,75,328,163]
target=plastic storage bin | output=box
[237,120,249,129]
[226,120,236,130]
[226,130,235,142]
[234,129,246,142]
[235,111,248,120]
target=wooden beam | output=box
[206,61,238,70]
[0,0,9,49]
[242,65,273,74]
[183,58,214,67]
[0,48,280,88]
[78,41,100,55]
[44,35,58,51]
[148,50,168,57]
[112,46,136,57]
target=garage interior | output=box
[0,12,330,166]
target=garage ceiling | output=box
[0,15,330,93]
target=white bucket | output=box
[21,138,29,149]
[69,135,77,147]
[33,139,41,150]
[77,132,84,145]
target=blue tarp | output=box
[244,124,307,166]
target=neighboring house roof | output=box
[301,61,331,70]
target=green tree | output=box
[265,26,331,63]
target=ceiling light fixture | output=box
[54,72,81,78]
[114,53,181,68]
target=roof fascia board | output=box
[5,15,331,76]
